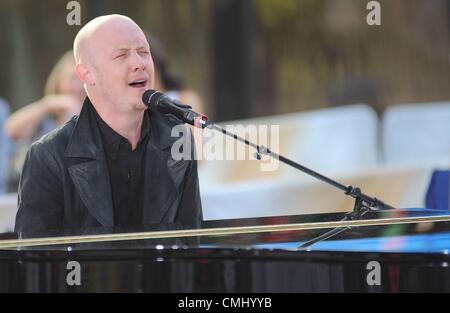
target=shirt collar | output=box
[90,103,150,160]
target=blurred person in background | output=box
[147,34,205,163]
[4,51,85,191]
[147,34,204,115]
[0,98,11,194]
[5,50,85,141]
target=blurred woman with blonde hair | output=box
[4,50,85,191]
[5,50,85,140]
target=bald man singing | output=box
[15,15,202,236]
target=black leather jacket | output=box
[15,98,202,236]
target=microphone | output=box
[142,89,209,128]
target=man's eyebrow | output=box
[112,48,130,55]
[112,46,148,53]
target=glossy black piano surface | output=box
[1,209,450,292]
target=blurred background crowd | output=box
[0,0,449,231]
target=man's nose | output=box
[130,51,146,72]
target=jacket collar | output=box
[65,97,177,159]
[64,97,102,159]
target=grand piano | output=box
[1,208,450,292]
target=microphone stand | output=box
[204,122,396,249]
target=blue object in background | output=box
[426,170,450,210]
[250,232,450,253]
[0,98,11,194]
[201,231,450,253]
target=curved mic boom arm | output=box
[205,122,396,248]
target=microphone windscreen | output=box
[142,89,163,108]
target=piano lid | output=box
[1,208,450,253]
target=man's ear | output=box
[75,63,95,86]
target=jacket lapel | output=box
[65,99,114,227]
[143,112,189,224]
[68,160,114,227]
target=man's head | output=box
[73,15,154,114]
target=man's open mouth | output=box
[129,79,147,88]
